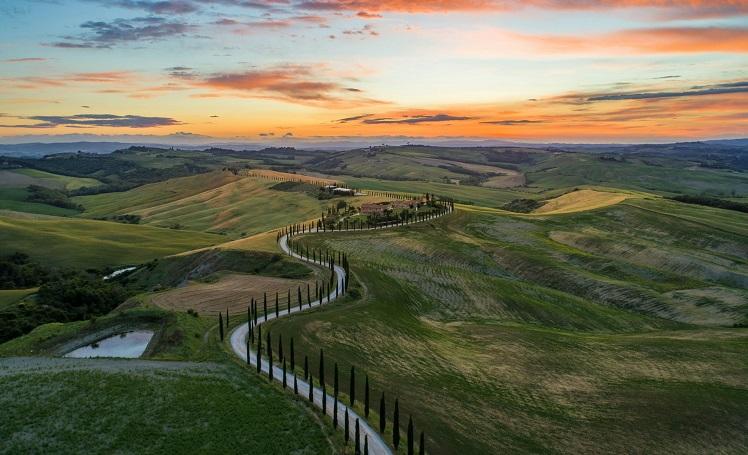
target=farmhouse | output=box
[391,199,420,209]
[332,187,355,195]
[361,203,391,215]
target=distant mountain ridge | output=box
[0,138,745,158]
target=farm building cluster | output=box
[361,198,427,215]
[323,184,361,196]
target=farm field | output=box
[526,152,748,197]
[0,168,102,191]
[267,200,748,454]
[0,211,223,269]
[531,189,640,215]
[0,188,80,216]
[338,175,532,207]
[75,170,390,237]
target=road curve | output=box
[230,206,452,454]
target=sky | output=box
[0,0,747,143]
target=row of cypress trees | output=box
[230,196,452,453]
[275,197,454,241]
[251,326,427,455]
[245,171,340,189]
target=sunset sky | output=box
[1,0,747,143]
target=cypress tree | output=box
[364,435,368,455]
[246,339,250,364]
[264,297,268,322]
[278,335,283,363]
[275,296,279,318]
[247,304,251,327]
[308,375,313,402]
[344,407,349,443]
[379,392,386,433]
[294,373,298,395]
[290,337,295,371]
[307,283,311,306]
[334,394,338,428]
[355,418,360,454]
[282,357,287,388]
[298,286,302,311]
[407,416,414,455]
[267,331,273,381]
[419,431,425,455]
[320,349,326,413]
[364,375,370,417]
[287,289,291,311]
[218,313,224,341]
[334,363,339,398]
[393,398,400,450]
[304,355,308,380]
[253,300,257,325]
[349,366,356,406]
[256,328,262,373]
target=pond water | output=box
[103,266,137,281]
[64,331,154,359]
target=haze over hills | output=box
[2,137,747,158]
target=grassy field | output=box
[0,301,343,454]
[526,153,748,197]
[75,171,388,237]
[127,248,332,317]
[0,188,80,216]
[0,357,339,454]
[0,168,102,191]
[265,200,748,454]
[337,175,531,207]
[306,145,747,201]
[531,188,640,215]
[0,211,223,269]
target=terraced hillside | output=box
[268,199,748,454]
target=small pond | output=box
[64,330,154,359]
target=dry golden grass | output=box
[532,189,637,215]
[245,169,337,185]
[216,230,281,253]
[148,272,325,316]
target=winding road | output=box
[230,205,452,454]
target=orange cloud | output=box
[3,71,137,89]
[313,83,748,141]
[535,26,748,54]
[192,65,385,108]
[295,1,748,17]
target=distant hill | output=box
[1,138,746,158]
[0,142,134,157]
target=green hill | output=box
[267,198,748,454]
[75,171,379,237]
[0,211,223,269]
